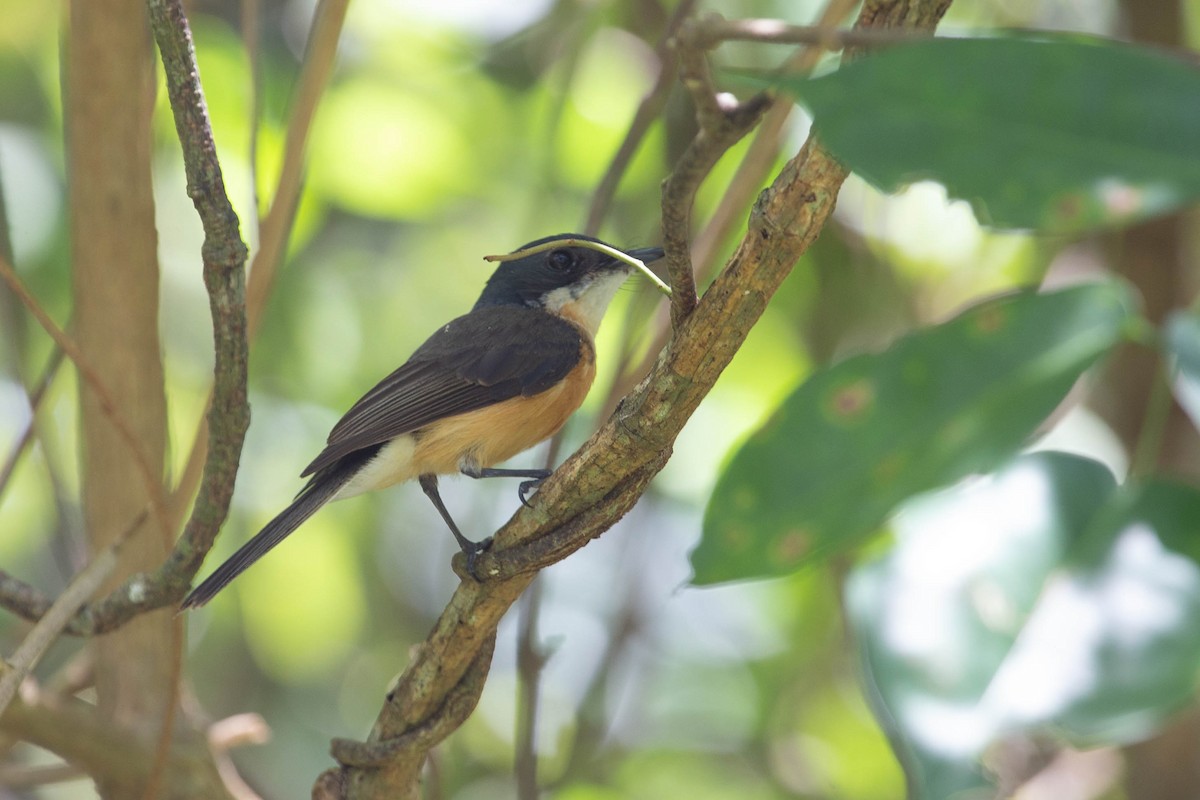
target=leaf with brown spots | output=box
[694,281,1136,584]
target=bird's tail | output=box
[180,468,354,610]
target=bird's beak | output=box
[625,246,665,264]
[619,246,670,295]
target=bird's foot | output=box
[518,477,546,507]
[453,535,494,581]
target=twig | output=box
[514,578,546,800]
[485,238,671,295]
[145,5,251,793]
[242,0,263,247]
[42,647,95,696]
[0,511,143,717]
[0,684,231,795]
[0,256,170,540]
[208,713,272,751]
[661,20,772,327]
[246,0,349,337]
[604,0,860,411]
[0,762,85,788]
[209,713,270,800]
[0,346,64,501]
[582,0,697,236]
[546,555,643,788]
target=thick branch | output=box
[0,688,233,800]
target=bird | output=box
[180,233,665,609]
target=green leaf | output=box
[847,453,1200,797]
[694,281,1135,585]
[757,36,1200,232]
[1166,310,1200,432]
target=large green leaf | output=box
[694,281,1135,585]
[761,36,1200,232]
[847,453,1200,798]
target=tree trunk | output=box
[1109,1,1200,798]
[66,0,174,795]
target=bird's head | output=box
[476,233,665,334]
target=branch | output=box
[661,20,771,326]
[582,0,697,236]
[0,256,171,540]
[0,686,233,799]
[0,345,63,503]
[0,513,139,716]
[167,0,349,548]
[324,2,954,796]
[514,579,547,799]
[692,0,862,282]
[598,0,859,419]
[0,0,250,635]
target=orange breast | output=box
[408,349,596,476]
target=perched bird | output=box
[181,233,665,609]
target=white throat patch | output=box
[540,269,630,335]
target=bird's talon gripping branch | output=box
[517,477,545,507]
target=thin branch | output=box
[0,256,170,539]
[685,13,936,50]
[242,0,263,247]
[208,713,271,752]
[0,512,142,717]
[330,635,496,768]
[546,555,643,789]
[605,0,861,411]
[661,20,772,327]
[689,0,857,283]
[246,0,349,337]
[514,578,547,800]
[582,0,697,236]
[0,762,85,788]
[209,713,270,800]
[0,345,64,501]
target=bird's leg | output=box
[419,474,489,573]
[460,465,552,508]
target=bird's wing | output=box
[300,306,585,477]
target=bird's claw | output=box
[456,535,493,581]
[518,477,546,507]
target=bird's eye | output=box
[548,249,575,271]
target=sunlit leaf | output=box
[847,453,1200,798]
[754,36,1200,232]
[694,281,1135,585]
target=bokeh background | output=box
[1,0,1193,797]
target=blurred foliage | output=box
[1,0,1198,798]
[849,454,1200,797]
